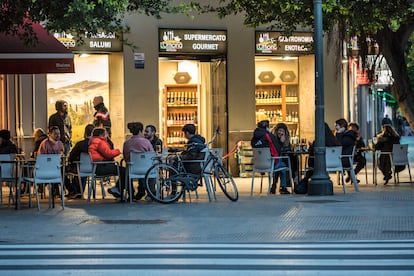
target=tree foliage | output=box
[0,0,193,45]
[196,0,414,127]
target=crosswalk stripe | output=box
[0,241,414,274]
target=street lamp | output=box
[308,0,333,195]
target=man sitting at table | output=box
[123,122,154,201]
[65,124,95,199]
[0,129,18,154]
[37,126,63,155]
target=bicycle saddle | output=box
[168,148,184,153]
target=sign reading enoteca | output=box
[255,31,313,55]
[159,29,227,55]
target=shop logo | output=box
[54,33,76,48]
[160,30,183,52]
[256,33,278,53]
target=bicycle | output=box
[144,128,238,203]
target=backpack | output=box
[294,179,308,194]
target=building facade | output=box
[0,12,345,176]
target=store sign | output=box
[159,29,227,55]
[54,32,123,52]
[255,31,313,55]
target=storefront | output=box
[158,28,227,151]
[122,11,343,176]
[254,31,315,144]
[49,32,124,147]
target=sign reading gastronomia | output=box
[255,31,313,55]
[159,29,227,55]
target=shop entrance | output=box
[158,57,228,154]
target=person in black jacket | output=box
[0,129,17,154]
[347,122,366,183]
[302,123,340,184]
[251,120,290,194]
[334,118,356,170]
[48,100,72,156]
[144,124,163,152]
[65,124,95,198]
[374,124,401,184]
[180,124,206,175]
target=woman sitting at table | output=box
[374,124,400,184]
[251,120,290,195]
[271,123,298,190]
[31,128,48,158]
[348,122,366,183]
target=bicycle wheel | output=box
[214,163,238,201]
[144,163,183,203]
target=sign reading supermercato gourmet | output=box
[255,31,313,55]
[54,32,123,52]
[159,29,227,55]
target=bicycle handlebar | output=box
[168,126,221,152]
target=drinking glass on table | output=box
[155,144,162,154]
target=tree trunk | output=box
[376,28,414,132]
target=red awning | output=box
[0,23,75,74]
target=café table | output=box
[360,146,380,185]
[282,149,309,183]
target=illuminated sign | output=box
[54,32,123,52]
[159,29,227,55]
[255,31,313,55]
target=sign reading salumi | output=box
[255,31,313,55]
[54,32,123,52]
[159,29,227,55]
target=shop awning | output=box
[0,23,75,74]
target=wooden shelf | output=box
[163,84,199,148]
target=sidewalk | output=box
[1,139,414,274]
[1,135,414,244]
[1,172,413,244]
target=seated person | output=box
[123,122,154,201]
[0,129,18,154]
[37,126,63,155]
[374,124,401,184]
[88,127,125,198]
[251,120,290,195]
[303,123,340,183]
[65,124,95,198]
[179,124,206,175]
[31,128,48,158]
[272,122,298,188]
[347,122,366,183]
[144,124,163,152]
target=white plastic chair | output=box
[250,148,293,196]
[384,144,412,184]
[67,152,95,200]
[125,151,156,203]
[325,146,346,193]
[22,154,64,211]
[0,154,17,207]
[90,160,121,202]
[341,145,360,192]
